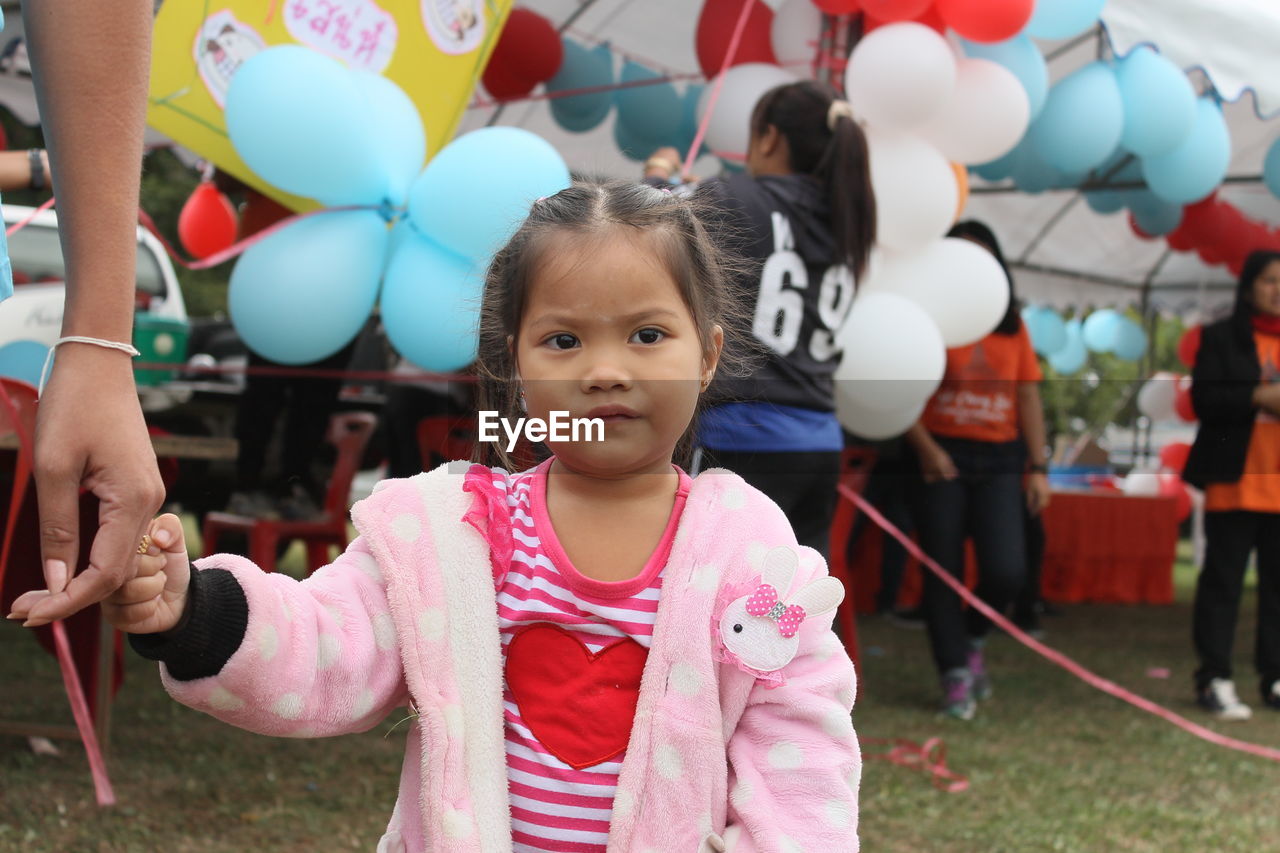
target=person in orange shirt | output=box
[905,221,1050,720]
[1183,249,1280,721]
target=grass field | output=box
[2,539,1277,852]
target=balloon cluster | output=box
[222,46,570,369]
[481,9,563,100]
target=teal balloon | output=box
[1029,62,1124,175]
[1049,320,1087,374]
[1025,0,1106,40]
[229,210,387,364]
[1115,48,1196,158]
[408,127,570,264]
[350,71,427,204]
[1082,309,1124,353]
[1022,306,1068,356]
[1128,191,1183,236]
[381,230,483,372]
[962,35,1048,119]
[677,84,706,155]
[615,61,681,143]
[548,39,614,133]
[1012,138,1085,194]
[1141,97,1230,205]
[973,141,1023,181]
[1112,318,1148,361]
[1085,189,1132,214]
[226,46,391,206]
[1265,137,1280,200]
[614,115,667,163]
[0,340,50,387]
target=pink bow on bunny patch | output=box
[744,583,806,638]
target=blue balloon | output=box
[1081,309,1125,353]
[615,61,681,144]
[226,46,391,206]
[614,115,668,163]
[1029,62,1124,175]
[408,127,571,264]
[1011,138,1085,194]
[350,71,427,204]
[381,230,483,372]
[1112,318,1148,361]
[1025,0,1107,40]
[1049,320,1088,374]
[0,340,50,387]
[962,35,1049,120]
[1115,48,1196,158]
[973,141,1023,181]
[1128,191,1183,236]
[1085,189,1132,214]
[547,39,614,133]
[1142,97,1230,205]
[229,210,386,364]
[1262,137,1280,200]
[1022,306,1068,356]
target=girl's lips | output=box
[585,405,640,420]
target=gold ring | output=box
[137,534,152,555]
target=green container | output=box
[133,313,189,387]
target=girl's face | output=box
[1252,260,1280,318]
[514,230,721,479]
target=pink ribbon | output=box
[744,583,806,639]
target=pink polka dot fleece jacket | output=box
[149,464,860,852]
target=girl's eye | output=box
[547,333,578,350]
[631,328,665,345]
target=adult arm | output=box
[0,149,50,192]
[1189,326,1261,425]
[1017,383,1051,515]
[17,0,166,626]
[906,422,957,482]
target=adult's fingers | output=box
[33,461,83,597]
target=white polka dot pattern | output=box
[417,608,445,641]
[768,741,803,770]
[655,744,683,780]
[207,686,244,711]
[825,798,852,829]
[273,692,303,719]
[316,633,341,669]
[391,514,421,543]
[442,809,473,839]
[670,662,701,696]
[373,613,396,651]
[257,624,279,662]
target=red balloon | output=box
[178,182,238,260]
[859,0,932,21]
[1180,196,1222,245]
[1221,221,1269,270]
[696,0,777,79]
[935,0,1032,42]
[813,0,862,12]
[1157,473,1192,521]
[482,9,563,100]
[1174,383,1197,423]
[864,4,947,33]
[1159,441,1191,474]
[1196,243,1224,266]
[1166,219,1196,252]
[1176,325,1201,368]
[0,123,8,152]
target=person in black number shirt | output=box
[644,81,876,558]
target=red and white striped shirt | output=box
[464,459,691,853]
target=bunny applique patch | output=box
[715,546,845,683]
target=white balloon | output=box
[1123,468,1162,497]
[866,128,958,252]
[834,291,946,414]
[771,0,823,71]
[698,63,798,163]
[918,58,1030,165]
[836,391,924,441]
[845,23,956,130]
[862,239,1011,347]
[1136,371,1180,422]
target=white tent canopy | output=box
[457,0,1280,319]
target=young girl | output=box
[13,181,860,851]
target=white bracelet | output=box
[38,335,141,397]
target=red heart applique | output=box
[505,623,648,770]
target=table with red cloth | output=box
[846,489,1180,612]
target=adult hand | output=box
[1025,472,1052,516]
[1253,382,1280,416]
[15,345,165,627]
[920,445,958,483]
[644,146,684,181]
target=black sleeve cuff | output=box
[129,567,249,681]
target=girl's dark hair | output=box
[749,80,876,279]
[474,180,753,471]
[948,219,1021,336]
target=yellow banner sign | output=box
[148,0,513,210]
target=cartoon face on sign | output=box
[194,12,265,108]
[718,547,843,673]
[421,0,484,55]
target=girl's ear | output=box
[701,324,724,390]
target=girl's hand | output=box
[921,445,959,483]
[102,514,191,635]
[1025,472,1052,516]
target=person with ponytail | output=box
[644,80,876,558]
[904,221,1050,721]
[1183,249,1280,721]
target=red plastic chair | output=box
[0,377,115,805]
[416,414,477,469]
[203,412,377,575]
[827,445,878,672]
